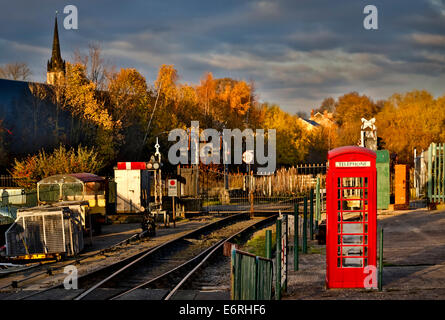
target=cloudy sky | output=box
[1,0,445,113]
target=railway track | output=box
[0,228,150,291]
[9,212,250,300]
[111,214,277,300]
[74,213,260,300]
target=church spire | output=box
[47,14,65,84]
[51,15,62,63]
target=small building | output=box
[114,162,151,214]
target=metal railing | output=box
[428,142,445,203]
[231,248,273,300]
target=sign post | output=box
[168,179,178,228]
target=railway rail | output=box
[74,212,257,300]
[112,214,277,300]
[0,228,149,290]
[8,212,250,300]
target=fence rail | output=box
[231,248,273,300]
[0,175,22,188]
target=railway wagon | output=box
[5,206,84,260]
[37,173,107,234]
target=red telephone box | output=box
[326,146,377,288]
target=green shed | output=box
[376,150,390,209]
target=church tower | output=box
[46,15,65,85]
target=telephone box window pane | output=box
[337,246,341,256]
[364,224,368,233]
[338,224,341,233]
[342,212,364,222]
[343,189,363,200]
[338,189,341,199]
[342,223,363,234]
[364,177,368,187]
[365,189,368,199]
[337,178,341,188]
[337,258,341,268]
[342,258,363,268]
[342,246,363,256]
[342,235,363,244]
[342,199,363,210]
[341,177,363,188]
[364,236,368,244]
[338,212,342,222]
[364,258,368,266]
[342,189,363,199]
[364,247,368,257]
[338,236,342,245]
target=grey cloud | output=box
[1,0,445,114]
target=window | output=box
[62,183,83,201]
[38,184,60,202]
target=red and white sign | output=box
[168,179,178,197]
[117,162,147,170]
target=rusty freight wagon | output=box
[5,206,84,260]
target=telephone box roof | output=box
[328,146,376,160]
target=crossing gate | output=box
[231,248,273,300]
[428,143,445,203]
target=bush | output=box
[10,145,103,189]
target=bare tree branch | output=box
[0,62,32,81]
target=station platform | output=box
[283,207,445,300]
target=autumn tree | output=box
[377,90,444,163]
[315,97,337,114]
[108,68,148,124]
[155,64,178,103]
[306,125,338,163]
[262,103,309,165]
[62,63,115,130]
[42,62,119,165]
[107,68,152,159]
[334,92,379,147]
[196,72,216,116]
[10,145,103,189]
[212,78,253,128]
[73,42,112,90]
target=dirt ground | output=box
[284,207,445,300]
